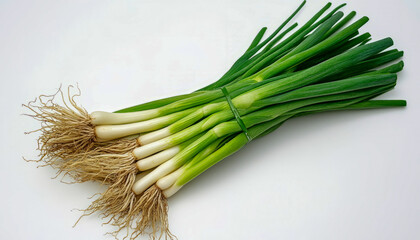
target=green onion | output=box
[24,2,407,240]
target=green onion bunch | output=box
[25,1,406,239]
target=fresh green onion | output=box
[24,2,406,240]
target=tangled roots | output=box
[95,138,139,155]
[78,172,175,239]
[111,185,176,240]
[132,185,175,240]
[23,85,95,162]
[58,142,138,184]
[23,86,140,184]
[77,165,138,225]
[25,86,175,239]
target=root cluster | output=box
[108,185,176,240]
[81,178,175,240]
[24,86,175,239]
[58,143,138,184]
[23,86,95,162]
[23,86,139,183]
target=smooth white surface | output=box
[1,0,419,239]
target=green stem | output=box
[233,37,393,108]
[175,98,405,187]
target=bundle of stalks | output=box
[24,1,406,239]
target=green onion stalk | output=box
[24,1,406,239]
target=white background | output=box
[1,0,419,239]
